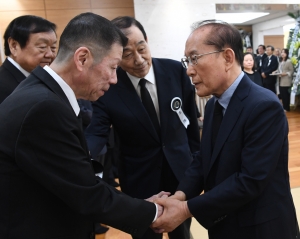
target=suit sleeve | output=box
[182,99,287,229]
[84,98,111,159]
[15,99,155,237]
[181,66,201,153]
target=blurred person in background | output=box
[278,48,294,112]
[0,15,57,104]
[242,52,263,86]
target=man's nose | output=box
[134,53,143,65]
[186,65,195,77]
[45,47,55,58]
[110,74,118,85]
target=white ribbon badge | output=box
[171,97,190,128]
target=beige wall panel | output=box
[0,0,45,11]
[91,0,133,9]
[0,11,46,45]
[45,0,91,10]
[46,9,91,37]
[264,35,284,49]
[92,8,134,20]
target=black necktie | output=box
[139,78,160,135]
[212,100,223,150]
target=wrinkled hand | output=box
[145,191,171,203]
[168,191,186,201]
[151,198,192,233]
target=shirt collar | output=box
[43,65,80,116]
[7,56,30,77]
[215,71,244,114]
[126,65,155,91]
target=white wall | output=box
[252,16,296,50]
[134,0,299,61]
[134,0,215,60]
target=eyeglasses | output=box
[181,50,224,68]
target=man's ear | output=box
[73,47,92,71]
[8,37,19,56]
[223,48,235,72]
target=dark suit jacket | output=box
[0,58,26,104]
[0,66,155,239]
[261,55,279,84]
[178,75,299,239]
[255,53,267,73]
[85,58,200,198]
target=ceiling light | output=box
[215,12,270,24]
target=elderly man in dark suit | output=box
[0,15,57,104]
[255,44,267,73]
[152,20,299,239]
[0,13,164,239]
[261,45,279,94]
[85,16,200,239]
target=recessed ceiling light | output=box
[215,12,270,24]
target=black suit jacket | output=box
[261,55,279,84]
[178,75,299,239]
[0,66,155,239]
[0,58,26,104]
[255,53,267,73]
[85,58,200,198]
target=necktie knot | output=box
[214,101,223,115]
[139,78,147,88]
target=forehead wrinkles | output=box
[185,27,210,55]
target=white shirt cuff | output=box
[152,203,158,222]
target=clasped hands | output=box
[145,191,192,233]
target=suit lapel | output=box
[31,67,91,159]
[208,76,250,173]
[3,59,26,83]
[201,98,215,176]
[116,67,160,143]
[31,66,74,114]
[152,58,172,139]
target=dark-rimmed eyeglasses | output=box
[181,50,224,68]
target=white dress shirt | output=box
[7,56,30,77]
[43,65,80,116]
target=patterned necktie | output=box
[139,78,160,135]
[212,100,223,150]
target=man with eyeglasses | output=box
[85,16,200,239]
[152,20,299,239]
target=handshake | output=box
[145,191,192,233]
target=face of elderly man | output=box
[118,25,152,78]
[8,31,57,72]
[184,27,228,98]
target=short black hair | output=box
[3,15,56,56]
[191,20,244,66]
[111,16,147,40]
[258,44,266,50]
[266,45,274,51]
[246,46,253,50]
[56,12,128,63]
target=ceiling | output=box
[215,4,299,25]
